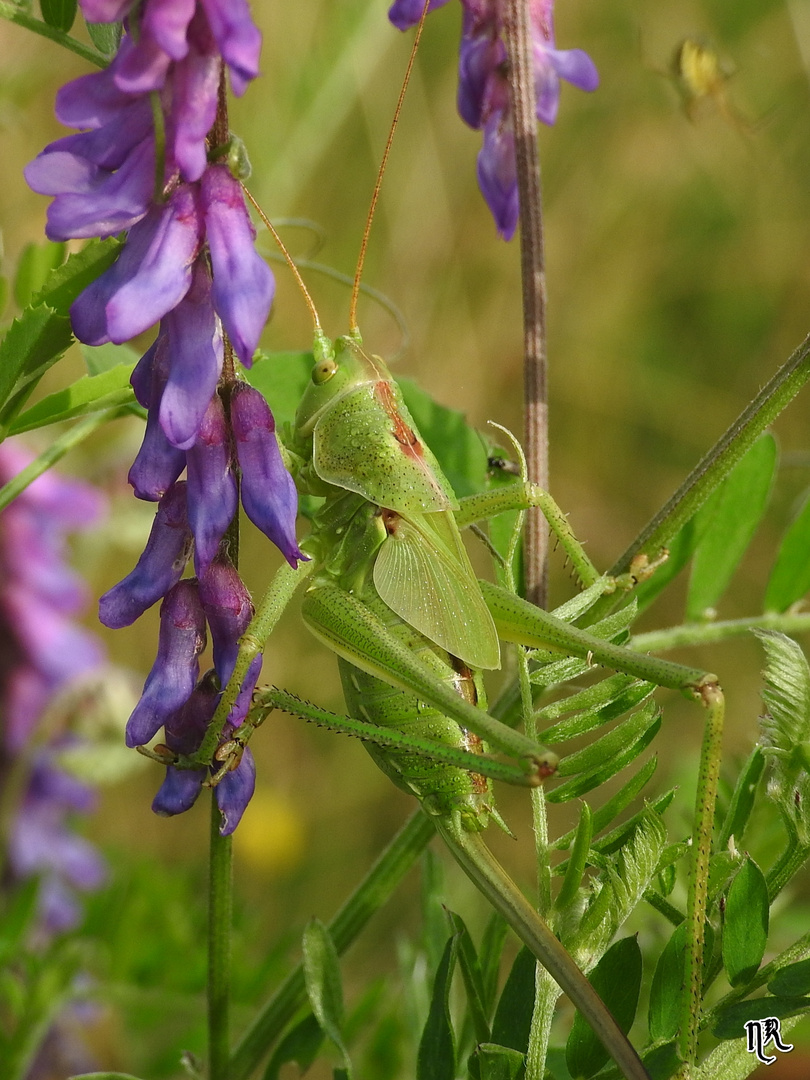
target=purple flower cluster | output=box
[389,0,598,239]
[25,0,305,832]
[0,443,107,932]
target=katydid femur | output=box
[198,21,725,1080]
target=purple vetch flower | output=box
[125,579,207,747]
[185,392,238,576]
[230,382,306,567]
[0,442,109,932]
[389,0,598,239]
[99,481,192,628]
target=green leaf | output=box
[712,996,810,1040]
[32,237,121,316]
[467,1043,526,1080]
[444,910,489,1043]
[263,1014,324,1080]
[13,241,66,308]
[491,946,536,1054]
[768,957,810,997]
[553,757,659,851]
[8,364,136,434]
[717,747,765,850]
[0,276,8,319]
[247,350,313,430]
[478,914,509,1019]
[686,433,776,619]
[766,490,810,611]
[399,377,488,498]
[0,878,40,965]
[67,1074,148,1080]
[0,305,73,426]
[551,700,661,793]
[555,802,593,912]
[302,919,352,1078]
[40,0,77,30]
[541,680,655,746]
[753,630,810,843]
[722,857,769,986]
[81,342,140,376]
[634,514,705,612]
[566,936,642,1079]
[648,922,687,1041]
[84,19,122,55]
[416,932,458,1080]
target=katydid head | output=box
[294,337,390,440]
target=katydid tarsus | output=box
[201,18,728,1080]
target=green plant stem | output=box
[0,408,123,513]
[228,810,435,1080]
[766,839,810,902]
[631,611,810,653]
[678,685,725,1074]
[209,794,233,1080]
[608,332,810,584]
[0,3,107,66]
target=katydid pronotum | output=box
[162,22,727,1080]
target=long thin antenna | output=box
[243,184,324,336]
[348,0,431,334]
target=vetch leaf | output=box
[302,919,352,1078]
[0,305,73,427]
[717,747,765,850]
[712,996,810,1040]
[467,1043,526,1080]
[40,0,77,31]
[648,922,687,1041]
[766,489,810,611]
[566,936,642,1079]
[553,757,658,850]
[722,857,769,986]
[478,914,509,1019]
[554,802,593,912]
[85,19,123,55]
[8,365,137,434]
[555,701,660,777]
[13,241,66,308]
[491,946,536,1054]
[768,957,810,997]
[539,678,654,745]
[417,932,458,1080]
[32,237,121,316]
[754,630,810,843]
[445,910,489,1043]
[247,350,313,431]
[81,342,140,376]
[687,433,776,619]
[263,1014,324,1080]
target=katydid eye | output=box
[312,358,338,384]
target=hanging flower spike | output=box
[389,0,598,238]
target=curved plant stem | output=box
[209,794,234,1080]
[631,611,810,653]
[228,810,435,1080]
[0,3,107,66]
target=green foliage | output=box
[766,491,810,612]
[12,241,67,308]
[490,947,536,1055]
[303,919,353,1077]
[722,857,769,987]
[565,936,642,1079]
[8,364,137,434]
[39,0,76,32]
[416,932,458,1080]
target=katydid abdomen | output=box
[337,591,496,831]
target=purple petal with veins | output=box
[170,48,221,182]
[40,136,155,241]
[186,392,237,576]
[159,259,223,449]
[37,98,153,171]
[125,580,207,747]
[198,554,253,682]
[113,29,173,93]
[128,407,187,501]
[388,0,451,32]
[202,165,273,366]
[216,747,255,834]
[55,63,133,128]
[477,113,518,241]
[152,764,207,816]
[77,0,133,23]
[70,184,202,345]
[199,0,261,95]
[142,0,196,60]
[230,382,304,567]
[99,482,192,628]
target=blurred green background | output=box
[3,0,810,1075]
